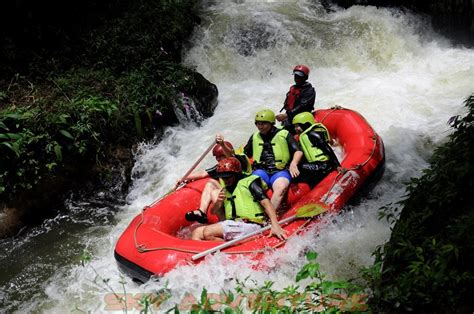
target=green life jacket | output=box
[219,175,266,224]
[312,123,331,143]
[300,123,331,162]
[251,128,290,170]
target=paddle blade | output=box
[296,203,328,218]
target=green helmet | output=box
[255,109,275,123]
[292,112,315,125]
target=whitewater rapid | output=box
[3,1,473,312]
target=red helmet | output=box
[293,64,310,78]
[216,157,241,176]
[212,141,234,158]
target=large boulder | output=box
[183,71,218,119]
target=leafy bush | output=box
[183,252,367,313]
[0,96,118,197]
[366,95,474,312]
[0,0,201,202]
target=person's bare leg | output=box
[187,179,221,222]
[202,223,225,241]
[191,226,206,240]
[209,189,225,221]
[199,179,221,213]
[271,177,290,211]
[191,223,224,241]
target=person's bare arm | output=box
[260,198,287,240]
[215,133,234,157]
[289,150,303,178]
[176,169,209,188]
[276,112,288,122]
[287,133,303,178]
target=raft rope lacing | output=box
[133,106,381,255]
[133,207,314,255]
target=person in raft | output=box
[243,109,303,211]
[292,112,340,187]
[178,134,251,224]
[276,64,316,131]
[191,157,287,241]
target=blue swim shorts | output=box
[252,169,292,186]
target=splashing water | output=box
[2,1,473,312]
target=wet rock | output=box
[0,206,24,238]
[181,71,218,118]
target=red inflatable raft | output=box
[114,107,385,283]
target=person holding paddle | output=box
[191,157,287,241]
[178,134,250,224]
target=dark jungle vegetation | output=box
[0,0,217,236]
[365,95,474,312]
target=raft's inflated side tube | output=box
[114,107,385,282]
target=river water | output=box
[1,1,473,312]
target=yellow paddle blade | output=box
[234,145,245,155]
[296,203,328,218]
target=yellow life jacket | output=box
[251,128,290,170]
[300,123,331,162]
[219,175,266,224]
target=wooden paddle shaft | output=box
[180,141,216,181]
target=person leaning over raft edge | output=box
[243,109,303,212]
[276,64,316,132]
[191,157,287,241]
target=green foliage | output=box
[79,251,366,312]
[86,0,197,73]
[0,95,121,198]
[368,95,474,312]
[184,252,367,313]
[0,0,202,202]
[0,0,198,76]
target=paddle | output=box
[191,202,329,261]
[148,140,216,207]
[178,141,216,186]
